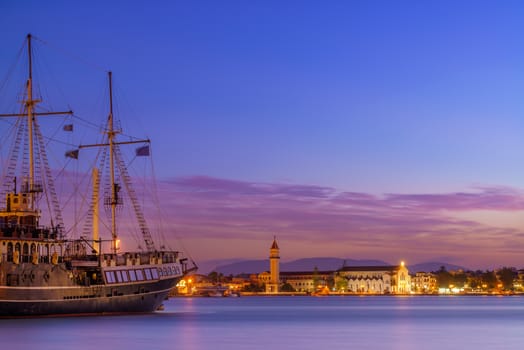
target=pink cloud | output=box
[149,176,524,269]
[383,187,524,211]
[58,173,524,269]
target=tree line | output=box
[435,266,518,291]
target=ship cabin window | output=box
[158,268,163,277]
[105,271,116,283]
[115,270,123,283]
[23,243,29,254]
[144,268,152,280]
[9,216,18,226]
[129,269,137,281]
[163,267,168,276]
[7,242,13,261]
[136,269,144,281]
[151,268,159,279]
[121,271,129,282]
[168,266,173,275]
[42,244,49,258]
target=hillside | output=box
[209,257,390,275]
[199,258,467,275]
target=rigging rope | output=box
[0,39,26,97]
[2,35,194,260]
[32,35,108,73]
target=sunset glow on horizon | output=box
[3,1,524,270]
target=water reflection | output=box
[1,296,523,350]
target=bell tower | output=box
[266,236,280,293]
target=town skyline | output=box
[2,1,524,270]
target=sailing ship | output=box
[0,34,196,317]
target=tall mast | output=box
[92,167,100,253]
[26,33,38,208]
[79,70,152,253]
[0,34,72,235]
[108,71,119,254]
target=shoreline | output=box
[174,291,524,297]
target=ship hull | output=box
[1,35,197,318]
[0,276,181,317]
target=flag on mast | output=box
[136,145,150,157]
[65,149,79,159]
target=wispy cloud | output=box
[155,176,524,268]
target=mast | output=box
[108,71,119,254]
[0,34,73,236]
[26,33,39,208]
[92,167,100,253]
[78,72,155,253]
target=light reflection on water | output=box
[1,296,524,349]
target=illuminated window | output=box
[136,269,144,281]
[105,271,115,283]
[115,270,123,282]
[121,270,129,282]
[145,268,152,280]
[151,268,159,279]
[129,270,137,281]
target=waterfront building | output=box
[257,238,410,295]
[515,270,524,292]
[176,274,208,295]
[280,270,332,293]
[266,237,280,293]
[411,272,437,294]
[335,262,411,294]
[258,271,271,285]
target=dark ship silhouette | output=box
[0,34,196,317]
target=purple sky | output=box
[2,1,524,269]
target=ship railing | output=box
[161,251,179,264]
[101,253,149,266]
[0,225,56,240]
[0,252,64,264]
[97,251,182,267]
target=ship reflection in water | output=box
[1,296,522,349]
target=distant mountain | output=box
[213,260,268,275]
[282,258,389,272]
[199,258,469,275]
[209,257,390,275]
[409,262,468,273]
[196,258,249,275]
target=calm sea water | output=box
[1,296,524,349]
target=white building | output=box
[336,262,411,294]
[411,272,437,294]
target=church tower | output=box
[266,237,280,293]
